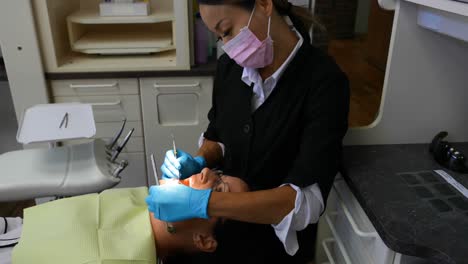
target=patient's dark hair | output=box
[197,0,324,33]
[162,219,224,264]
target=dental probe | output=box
[150,154,160,186]
[171,133,180,180]
[171,133,178,158]
[110,128,135,163]
[150,154,176,234]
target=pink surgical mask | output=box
[222,6,274,69]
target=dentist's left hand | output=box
[145,183,212,222]
[161,149,207,180]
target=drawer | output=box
[50,79,139,96]
[54,95,142,122]
[113,152,148,188]
[332,180,395,264]
[63,137,144,153]
[321,238,351,264]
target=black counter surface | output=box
[342,143,468,264]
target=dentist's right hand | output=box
[161,149,207,180]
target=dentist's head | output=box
[198,0,319,69]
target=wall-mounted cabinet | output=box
[33,0,190,73]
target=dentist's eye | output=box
[217,29,232,42]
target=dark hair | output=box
[162,218,225,264]
[197,0,324,33]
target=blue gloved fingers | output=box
[161,162,179,179]
[177,155,191,180]
[166,150,181,169]
[175,149,189,157]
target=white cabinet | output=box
[54,94,142,122]
[140,77,213,184]
[50,76,214,188]
[50,78,147,188]
[316,178,395,264]
[32,0,190,73]
[316,178,431,264]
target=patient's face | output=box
[161,168,249,193]
[184,168,249,193]
[151,169,249,253]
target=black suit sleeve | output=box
[203,56,230,143]
[284,70,350,201]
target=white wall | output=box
[345,1,468,145]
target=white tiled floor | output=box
[0,81,21,153]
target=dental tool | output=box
[112,159,129,178]
[171,133,178,158]
[171,133,180,180]
[106,118,127,152]
[150,153,176,234]
[150,154,160,186]
[110,128,135,162]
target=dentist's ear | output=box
[256,0,274,17]
[193,233,218,253]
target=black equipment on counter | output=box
[429,131,468,173]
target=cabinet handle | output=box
[338,199,378,238]
[322,238,338,264]
[153,82,200,89]
[70,82,119,90]
[324,215,353,264]
[90,101,122,108]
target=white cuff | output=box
[198,133,225,157]
[272,183,324,256]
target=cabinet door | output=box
[54,94,142,122]
[140,77,213,183]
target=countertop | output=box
[342,143,468,264]
[45,60,217,80]
[1,58,217,81]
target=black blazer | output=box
[202,39,350,263]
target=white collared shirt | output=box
[200,28,324,256]
[241,29,304,113]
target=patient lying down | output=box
[12,169,248,264]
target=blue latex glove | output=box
[145,183,212,222]
[161,149,207,180]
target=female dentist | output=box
[146,0,350,263]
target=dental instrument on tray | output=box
[112,160,129,178]
[150,153,176,234]
[107,118,127,152]
[110,128,135,163]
